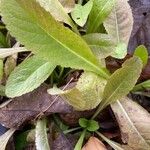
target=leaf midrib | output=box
[19,1,108,78]
[117,100,150,148]
[89,0,111,32]
[100,66,136,110]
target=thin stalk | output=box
[63,127,82,134]
[91,104,103,119]
[74,129,86,150]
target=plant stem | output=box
[91,104,103,119]
[63,127,82,134]
[74,129,86,150]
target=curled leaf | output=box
[48,72,107,110]
[111,97,150,149]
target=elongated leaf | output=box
[96,132,124,150]
[83,33,115,59]
[36,0,76,30]
[87,0,116,33]
[134,45,148,66]
[6,56,55,98]
[35,118,50,150]
[99,57,142,111]
[133,80,150,92]
[1,0,108,79]
[0,128,16,150]
[0,47,28,58]
[103,0,133,45]
[48,72,107,110]
[71,0,93,27]
[111,97,150,149]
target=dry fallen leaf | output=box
[52,133,78,150]
[0,84,73,128]
[111,97,150,150]
[82,137,107,150]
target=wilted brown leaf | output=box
[111,97,150,150]
[82,137,107,150]
[128,1,150,55]
[0,84,73,128]
[52,133,78,150]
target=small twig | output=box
[35,77,74,119]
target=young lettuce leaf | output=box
[1,0,108,79]
[87,0,116,33]
[71,0,93,27]
[134,45,148,66]
[100,56,142,111]
[6,56,56,98]
[92,57,142,118]
[35,118,50,150]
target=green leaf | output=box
[71,0,93,27]
[111,43,127,59]
[83,33,116,59]
[79,118,88,128]
[49,72,107,110]
[0,47,28,58]
[15,131,29,150]
[103,0,133,45]
[0,32,8,48]
[4,56,16,78]
[74,129,86,150]
[0,85,5,96]
[79,118,99,132]
[35,118,50,150]
[132,80,150,92]
[86,120,99,132]
[101,57,142,109]
[1,0,109,79]
[87,0,116,33]
[0,128,16,150]
[6,55,55,98]
[36,0,77,31]
[94,57,142,115]
[134,45,148,66]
